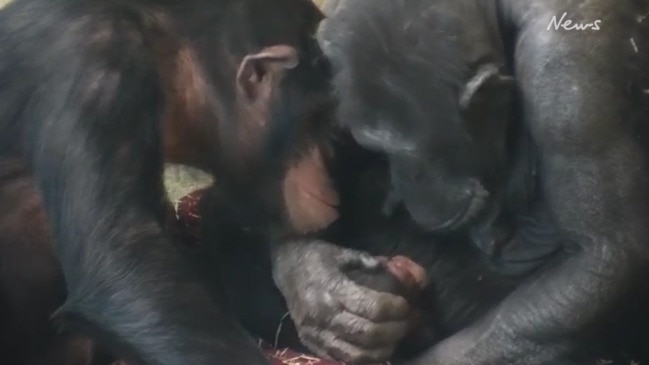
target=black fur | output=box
[0,0,329,363]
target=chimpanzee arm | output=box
[24,16,267,365]
[410,1,649,364]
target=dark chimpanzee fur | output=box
[202,0,649,365]
[0,157,113,365]
[0,0,332,364]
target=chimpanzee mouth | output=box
[302,188,339,208]
[282,146,341,233]
[429,183,490,232]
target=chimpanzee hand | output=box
[272,240,413,363]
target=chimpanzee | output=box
[301,0,649,363]
[0,0,334,363]
[206,0,649,364]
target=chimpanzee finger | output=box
[335,248,384,269]
[299,327,397,363]
[332,276,411,321]
[328,310,410,348]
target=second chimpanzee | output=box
[288,0,649,364]
[0,0,334,363]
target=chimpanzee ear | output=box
[236,45,299,102]
[459,64,515,112]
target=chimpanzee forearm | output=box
[413,247,643,364]
[47,208,264,364]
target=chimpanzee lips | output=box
[300,185,340,208]
[283,146,340,233]
[424,185,489,232]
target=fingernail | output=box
[359,253,380,267]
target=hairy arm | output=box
[24,12,267,365]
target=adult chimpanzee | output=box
[231,0,649,364]
[0,0,334,363]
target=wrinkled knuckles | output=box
[332,316,408,347]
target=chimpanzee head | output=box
[318,0,515,232]
[160,0,338,233]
